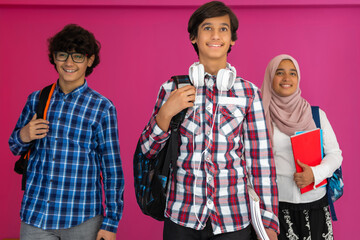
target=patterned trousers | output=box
[278,196,333,240]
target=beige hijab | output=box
[261,54,316,137]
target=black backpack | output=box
[14,83,56,190]
[133,75,190,221]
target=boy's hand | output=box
[162,85,196,118]
[156,85,196,132]
[20,113,49,143]
[294,160,315,189]
[265,228,278,240]
[96,229,116,240]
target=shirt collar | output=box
[55,80,88,97]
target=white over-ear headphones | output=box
[188,62,237,91]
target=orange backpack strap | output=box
[37,83,56,120]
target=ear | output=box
[191,37,197,44]
[87,55,95,67]
[230,40,235,47]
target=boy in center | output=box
[139,1,279,239]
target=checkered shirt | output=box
[140,74,279,234]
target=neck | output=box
[58,79,85,94]
[199,58,227,75]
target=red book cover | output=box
[290,128,327,194]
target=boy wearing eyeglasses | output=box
[9,24,124,240]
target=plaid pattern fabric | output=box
[140,74,279,235]
[9,81,124,233]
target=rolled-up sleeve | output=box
[139,83,173,159]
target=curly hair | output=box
[188,1,238,55]
[48,24,101,76]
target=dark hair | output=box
[188,1,238,55]
[48,24,100,76]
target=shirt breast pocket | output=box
[66,114,96,151]
[180,107,201,138]
[218,104,245,139]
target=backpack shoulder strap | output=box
[311,106,321,129]
[161,76,190,176]
[169,75,191,129]
[20,83,56,190]
[171,75,192,90]
[311,106,339,221]
[37,83,56,120]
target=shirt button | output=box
[47,200,50,203]
[206,156,210,161]
[58,117,61,121]
[207,199,212,205]
[206,106,211,111]
[207,176,212,182]
[207,131,211,136]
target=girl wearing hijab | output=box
[261,54,342,239]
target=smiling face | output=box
[272,59,299,97]
[191,15,234,65]
[54,52,94,90]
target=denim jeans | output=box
[20,215,103,240]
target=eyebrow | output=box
[276,68,297,72]
[200,22,230,28]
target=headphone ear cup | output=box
[216,69,226,91]
[216,69,229,91]
[216,68,236,91]
[227,70,236,90]
[189,64,198,88]
[189,63,205,88]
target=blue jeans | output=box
[20,215,103,240]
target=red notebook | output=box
[290,128,327,194]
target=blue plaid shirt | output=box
[9,81,124,233]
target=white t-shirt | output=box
[272,108,343,203]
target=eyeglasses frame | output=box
[54,51,88,63]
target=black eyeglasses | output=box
[55,52,86,63]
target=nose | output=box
[64,55,75,65]
[211,29,220,40]
[282,73,290,82]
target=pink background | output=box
[0,1,359,239]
